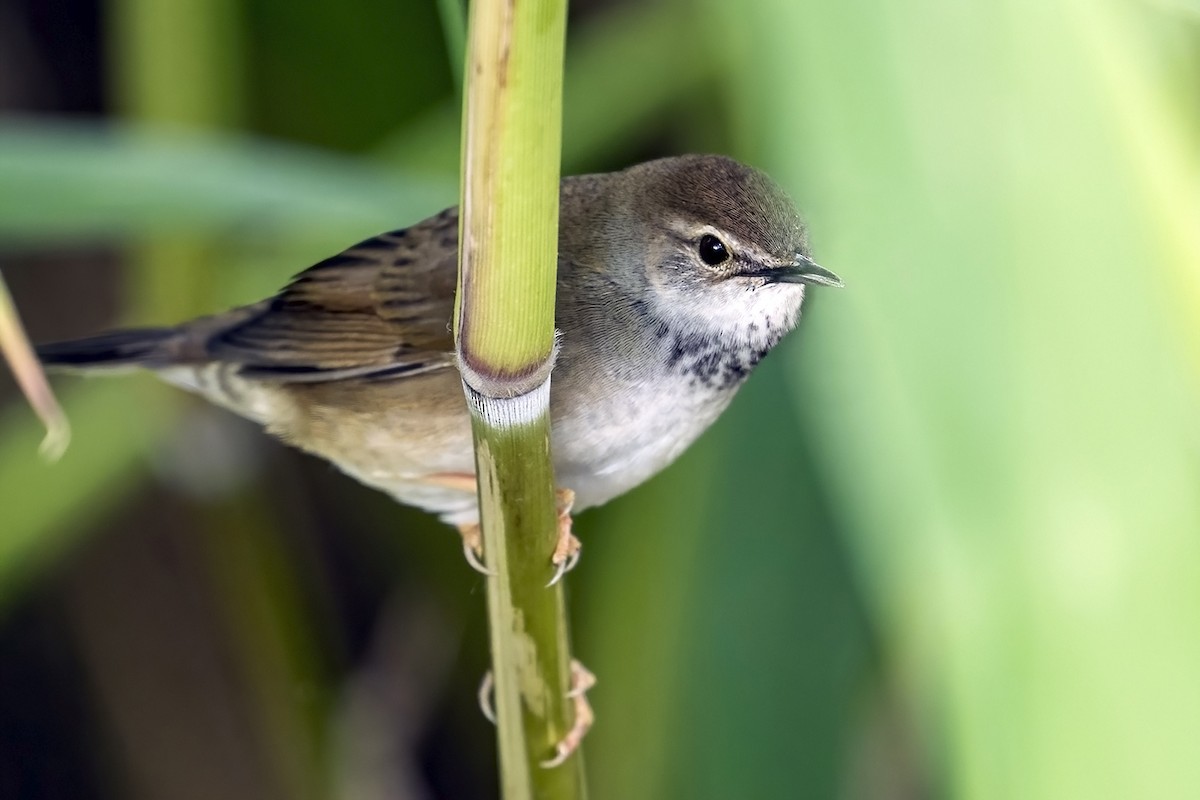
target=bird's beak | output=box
[766,253,844,288]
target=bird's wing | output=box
[210,209,460,382]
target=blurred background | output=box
[2,0,1199,798]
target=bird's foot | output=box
[437,474,577,582]
[457,522,493,576]
[548,488,581,587]
[542,659,597,768]
[476,658,596,768]
[425,472,492,575]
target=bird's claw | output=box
[547,545,581,588]
[478,659,596,768]
[541,659,597,769]
[547,488,581,587]
[478,670,496,725]
[459,488,580,585]
[458,523,495,576]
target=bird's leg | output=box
[424,472,493,575]
[541,659,597,768]
[547,488,581,587]
[428,473,578,581]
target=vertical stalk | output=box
[109,0,242,322]
[106,3,325,799]
[454,0,583,798]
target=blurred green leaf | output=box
[376,0,716,175]
[581,361,873,800]
[0,120,455,244]
[714,0,1200,797]
[245,0,449,152]
[436,0,467,87]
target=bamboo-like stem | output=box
[454,0,583,797]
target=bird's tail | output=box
[35,322,277,425]
[36,327,179,373]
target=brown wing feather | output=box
[209,209,460,382]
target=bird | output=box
[36,154,842,579]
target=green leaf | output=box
[375,1,715,176]
[718,0,1200,796]
[0,120,455,244]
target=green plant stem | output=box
[455,0,563,375]
[454,0,582,796]
[108,2,324,798]
[471,390,584,797]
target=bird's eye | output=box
[698,233,730,266]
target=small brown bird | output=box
[37,155,841,574]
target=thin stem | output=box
[0,272,69,460]
[454,0,583,796]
